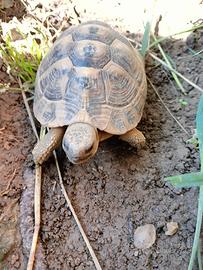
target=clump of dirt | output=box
[0,1,203,270]
[0,0,25,22]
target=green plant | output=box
[166,94,203,270]
[0,18,50,86]
[179,98,188,107]
[140,21,151,57]
[187,131,199,149]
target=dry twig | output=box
[27,165,42,270]
[128,38,203,94]
[147,77,189,135]
[21,84,102,269]
[149,52,203,93]
[53,151,102,270]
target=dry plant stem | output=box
[152,34,186,94]
[128,38,203,93]
[53,151,102,270]
[21,88,40,270]
[0,85,24,93]
[27,165,42,270]
[20,0,57,45]
[22,86,102,269]
[147,77,189,135]
[21,90,39,140]
[149,52,203,93]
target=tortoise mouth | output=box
[70,153,93,164]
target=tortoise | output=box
[32,21,147,164]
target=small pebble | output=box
[165,222,179,236]
[134,251,139,256]
[134,224,156,249]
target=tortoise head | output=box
[62,123,99,164]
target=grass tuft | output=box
[0,18,50,86]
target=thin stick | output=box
[27,165,42,270]
[128,38,203,94]
[22,83,101,269]
[20,0,57,46]
[149,23,203,48]
[21,90,39,140]
[149,52,203,93]
[20,86,41,270]
[147,77,189,135]
[53,151,102,270]
[0,85,24,93]
[152,34,186,94]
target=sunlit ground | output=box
[26,0,203,38]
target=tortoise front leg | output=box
[32,127,65,165]
[98,131,113,142]
[118,128,145,148]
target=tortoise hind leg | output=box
[118,128,145,148]
[32,127,65,165]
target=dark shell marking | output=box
[34,21,147,134]
[72,24,116,45]
[39,35,74,76]
[69,40,111,68]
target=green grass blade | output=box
[149,52,203,93]
[188,186,203,270]
[140,21,150,57]
[188,48,203,60]
[150,23,203,48]
[197,239,203,270]
[196,94,203,159]
[166,172,203,188]
[152,34,186,94]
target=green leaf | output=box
[188,186,203,270]
[152,34,186,94]
[196,94,203,160]
[150,23,203,48]
[140,21,150,57]
[166,172,203,188]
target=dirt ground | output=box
[1,1,203,270]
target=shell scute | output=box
[72,23,116,45]
[34,21,147,134]
[103,62,137,107]
[69,40,111,68]
[39,35,74,76]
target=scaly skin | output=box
[119,128,145,148]
[32,126,145,165]
[32,127,65,165]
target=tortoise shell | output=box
[34,21,147,135]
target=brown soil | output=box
[1,2,203,270]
